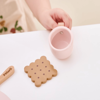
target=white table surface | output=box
[0,24,100,100]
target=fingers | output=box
[61,12,72,29]
[51,8,72,30]
[46,15,58,30]
[39,8,72,30]
[67,15,72,29]
[69,19,72,29]
[63,17,72,30]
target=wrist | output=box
[37,8,51,22]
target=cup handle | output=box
[58,22,64,26]
[0,66,15,84]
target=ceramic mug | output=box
[49,26,73,59]
[0,91,10,100]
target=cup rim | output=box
[49,26,73,51]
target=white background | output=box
[0,24,100,100]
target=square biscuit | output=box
[24,56,57,87]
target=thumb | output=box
[47,16,58,29]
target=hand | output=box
[38,8,72,30]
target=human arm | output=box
[25,0,72,30]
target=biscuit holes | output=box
[43,73,45,75]
[45,66,47,68]
[34,72,36,74]
[40,69,42,71]
[48,70,50,72]
[37,65,38,67]
[38,77,39,79]
[31,68,33,70]
[42,62,44,64]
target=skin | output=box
[25,0,72,30]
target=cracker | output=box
[24,56,57,87]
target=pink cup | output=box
[0,91,10,100]
[49,26,73,59]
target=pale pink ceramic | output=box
[0,91,10,100]
[49,26,73,59]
